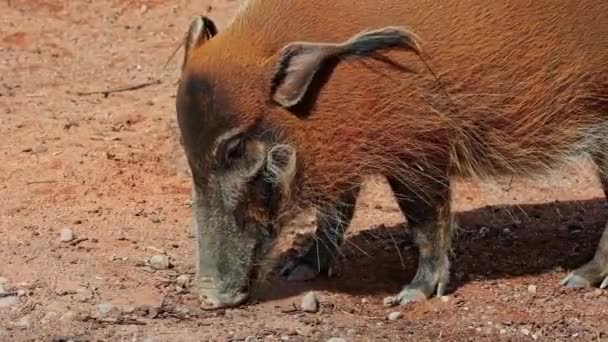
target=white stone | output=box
[97,303,114,315]
[301,291,319,313]
[388,311,403,321]
[60,228,75,242]
[176,274,190,287]
[149,255,171,270]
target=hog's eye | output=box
[219,134,246,166]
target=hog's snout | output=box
[199,288,249,310]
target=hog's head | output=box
[176,15,421,309]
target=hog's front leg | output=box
[281,187,360,281]
[384,176,453,306]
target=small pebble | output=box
[0,296,18,307]
[327,339,346,342]
[500,329,507,334]
[301,291,319,313]
[17,289,26,297]
[33,144,48,153]
[14,315,30,329]
[244,336,258,342]
[280,336,290,341]
[149,255,172,270]
[97,303,114,315]
[60,311,77,321]
[520,328,530,336]
[360,298,367,304]
[527,285,537,295]
[440,296,450,303]
[388,311,402,321]
[60,228,75,242]
[176,274,190,287]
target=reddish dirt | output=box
[1,1,607,341]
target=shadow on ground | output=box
[254,198,607,302]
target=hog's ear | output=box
[183,15,218,69]
[270,26,421,108]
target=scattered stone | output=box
[17,289,26,297]
[60,228,75,242]
[74,288,93,302]
[360,298,368,304]
[388,311,402,321]
[280,336,290,341]
[121,306,136,314]
[149,255,172,270]
[301,291,319,313]
[60,311,77,321]
[33,144,48,153]
[500,329,507,334]
[97,303,114,316]
[41,311,58,324]
[327,338,346,342]
[244,336,258,342]
[532,333,539,340]
[527,285,537,295]
[176,306,190,316]
[14,315,31,329]
[440,296,450,303]
[0,296,18,307]
[176,274,190,287]
[149,216,161,224]
[520,328,530,336]
[0,277,8,285]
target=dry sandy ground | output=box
[1,1,607,341]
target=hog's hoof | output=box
[561,273,592,288]
[383,288,428,307]
[561,260,608,288]
[280,259,320,281]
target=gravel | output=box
[0,296,18,307]
[14,315,31,329]
[388,311,403,321]
[97,303,114,315]
[149,255,172,270]
[301,291,319,313]
[60,228,75,242]
[176,274,190,287]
